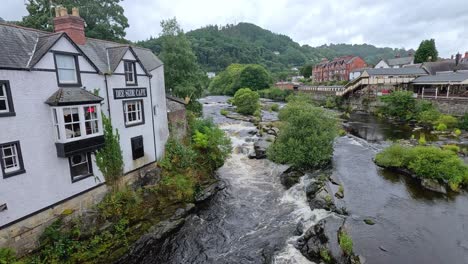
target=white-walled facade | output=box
[0,27,168,228]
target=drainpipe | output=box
[148,74,158,161]
[104,74,111,120]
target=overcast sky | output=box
[2,0,468,57]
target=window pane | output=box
[56,55,75,69]
[0,85,4,96]
[0,100,6,111]
[58,69,77,83]
[70,153,91,179]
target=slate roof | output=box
[0,22,163,74]
[363,68,428,76]
[411,72,468,84]
[421,60,468,75]
[386,56,414,66]
[45,88,104,106]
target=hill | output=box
[137,22,412,73]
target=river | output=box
[137,96,468,264]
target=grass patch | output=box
[338,230,354,255]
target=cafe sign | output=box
[113,88,147,99]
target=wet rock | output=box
[132,167,162,189]
[363,218,375,225]
[296,215,351,264]
[421,179,447,194]
[279,167,304,189]
[253,138,271,159]
[294,220,305,236]
[170,203,195,220]
[305,180,322,199]
[379,246,388,252]
[195,182,221,203]
[335,189,344,199]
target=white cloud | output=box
[2,0,468,57]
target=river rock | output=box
[305,180,322,199]
[253,138,271,159]
[132,167,162,189]
[195,182,222,203]
[295,215,351,264]
[279,167,304,189]
[421,178,447,194]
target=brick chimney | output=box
[53,6,86,45]
[455,53,461,66]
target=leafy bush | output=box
[418,133,427,145]
[380,91,416,121]
[186,100,203,117]
[376,145,468,190]
[220,109,229,116]
[209,64,271,95]
[338,230,353,255]
[258,88,292,101]
[190,118,232,172]
[435,114,458,129]
[417,108,441,125]
[324,96,337,109]
[159,173,196,202]
[436,123,448,131]
[442,144,460,153]
[270,103,279,112]
[460,113,468,130]
[375,144,411,168]
[98,189,140,220]
[267,99,338,169]
[159,138,197,172]
[232,88,260,115]
[0,248,21,264]
[454,129,462,137]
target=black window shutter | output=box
[131,136,144,160]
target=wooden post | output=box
[435,87,438,99]
[447,85,450,98]
[422,87,425,99]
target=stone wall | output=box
[0,162,157,256]
[429,98,468,116]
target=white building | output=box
[375,56,414,69]
[0,8,169,228]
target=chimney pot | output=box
[72,7,80,17]
[55,6,60,17]
[59,6,68,17]
[451,55,454,60]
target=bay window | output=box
[52,104,103,143]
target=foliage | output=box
[319,249,332,263]
[414,39,438,63]
[159,18,207,100]
[97,188,140,220]
[19,0,128,42]
[220,109,229,116]
[0,248,21,264]
[159,138,197,172]
[189,118,232,173]
[324,96,337,109]
[267,98,338,169]
[375,145,468,190]
[96,114,124,188]
[380,91,416,121]
[418,133,426,145]
[258,88,292,101]
[417,109,441,125]
[338,230,354,256]
[209,64,271,95]
[435,114,458,129]
[442,145,460,153]
[300,64,313,78]
[232,88,260,115]
[460,114,468,130]
[270,103,280,112]
[186,100,203,117]
[436,123,448,131]
[158,174,195,202]
[237,64,271,91]
[454,129,462,137]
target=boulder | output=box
[279,167,304,188]
[421,178,447,194]
[132,167,162,189]
[295,215,351,264]
[253,138,271,159]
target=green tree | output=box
[300,64,313,78]
[236,64,271,91]
[96,114,124,188]
[414,39,438,63]
[267,99,338,169]
[380,91,417,121]
[232,88,260,115]
[208,64,245,95]
[19,0,129,41]
[159,18,206,101]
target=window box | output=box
[0,81,15,117]
[54,52,81,87]
[123,100,144,127]
[0,141,26,178]
[124,60,137,86]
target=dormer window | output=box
[55,53,81,86]
[124,61,137,85]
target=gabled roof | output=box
[45,88,104,106]
[0,22,163,75]
[421,60,468,75]
[363,68,428,76]
[411,72,468,84]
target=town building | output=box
[312,56,367,83]
[0,6,169,232]
[375,56,414,68]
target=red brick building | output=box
[312,56,367,82]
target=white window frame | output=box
[124,61,137,85]
[123,100,144,127]
[55,53,79,85]
[0,141,25,178]
[0,83,9,113]
[69,152,93,182]
[52,104,103,143]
